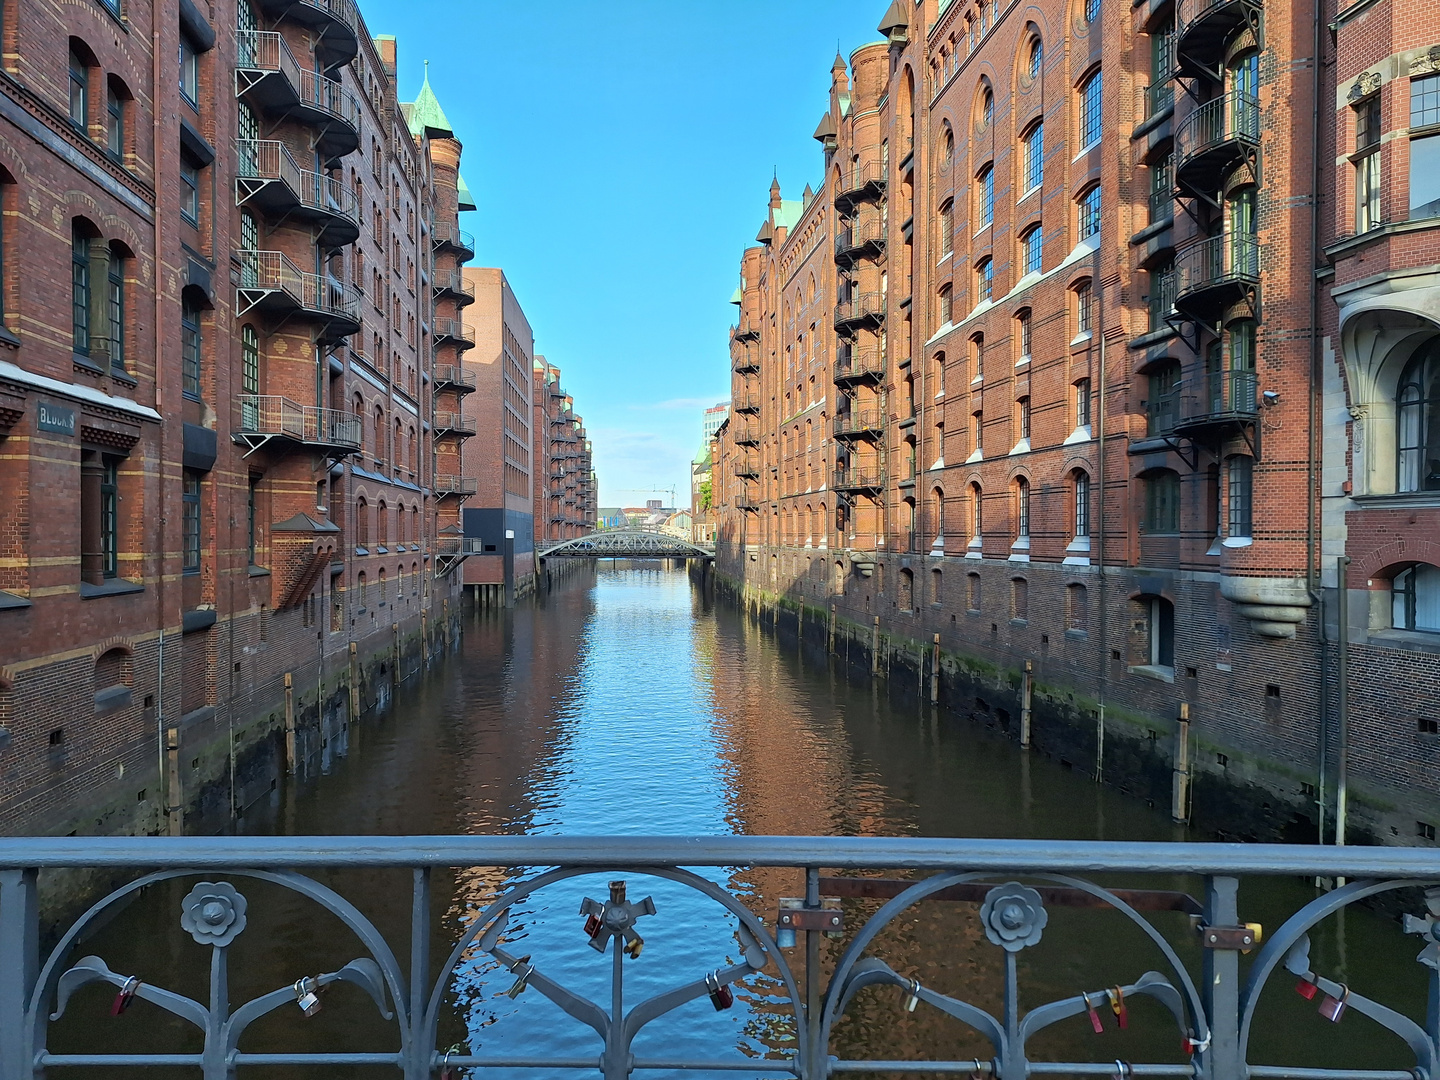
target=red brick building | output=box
[532,360,596,546]
[713,0,1440,843]
[0,0,475,836]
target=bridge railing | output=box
[3,834,1438,1080]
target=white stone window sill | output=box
[965,549,984,559]
[935,390,945,400]
[930,457,944,471]
[1063,425,1092,445]
[1062,554,1092,565]
[1223,535,1254,548]
[965,448,983,463]
[1129,664,1176,684]
[1016,355,1031,369]
[1073,140,1100,163]
[1017,184,1040,206]
[1206,539,1223,555]
[1065,535,1091,554]
[971,375,984,387]
[1009,438,1030,455]
[1071,331,1093,347]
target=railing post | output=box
[1203,875,1243,1080]
[0,868,38,1080]
[408,868,431,1080]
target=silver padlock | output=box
[1318,986,1350,1023]
[904,977,920,1013]
[504,956,533,999]
[294,976,321,1017]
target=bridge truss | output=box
[537,527,714,560]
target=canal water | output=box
[48,565,1428,1076]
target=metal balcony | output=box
[834,215,886,268]
[733,394,760,415]
[731,324,760,344]
[252,0,359,67]
[235,250,361,343]
[833,348,885,386]
[433,474,478,498]
[735,489,761,511]
[1173,368,1258,439]
[1174,234,1259,322]
[235,140,359,248]
[1175,0,1262,80]
[832,410,885,440]
[1139,81,1176,124]
[432,317,475,350]
[431,221,476,262]
[1148,269,1178,333]
[433,365,477,394]
[235,394,362,456]
[732,348,759,375]
[833,161,887,214]
[733,458,760,479]
[1175,92,1258,200]
[433,269,475,307]
[734,424,761,448]
[548,383,566,399]
[433,411,476,438]
[435,536,484,575]
[832,467,885,493]
[235,32,361,160]
[834,294,885,334]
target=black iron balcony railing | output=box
[833,294,885,333]
[431,221,476,262]
[733,393,761,415]
[235,394,362,454]
[432,317,475,349]
[831,467,885,493]
[734,424,761,447]
[433,411,476,438]
[235,140,359,247]
[234,31,361,159]
[833,348,885,385]
[252,0,359,66]
[433,365,477,394]
[1139,80,1176,124]
[1150,168,1176,226]
[1148,268,1178,332]
[1176,0,1262,78]
[732,323,760,344]
[834,215,887,267]
[433,270,475,306]
[1175,92,1259,199]
[1175,367,1258,436]
[432,474,478,497]
[235,250,361,343]
[1174,234,1259,321]
[833,161,888,214]
[832,410,885,439]
[733,457,761,479]
[733,348,760,375]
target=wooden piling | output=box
[1172,702,1191,824]
[348,642,360,725]
[871,616,881,677]
[828,605,836,654]
[284,671,296,775]
[931,634,941,704]
[1020,660,1033,749]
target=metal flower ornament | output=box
[179,882,248,948]
[979,882,1049,952]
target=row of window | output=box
[1353,72,1440,231]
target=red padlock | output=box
[1294,978,1319,1000]
[583,913,601,938]
[110,976,140,1016]
[1086,993,1105,1034]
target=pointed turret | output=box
[406,60,456,140]
[878,0,909,44]
[769,176,782,212]
[812,110,837,145]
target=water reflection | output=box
[44,564,1425,1076]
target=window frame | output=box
[107,248,124,372]
[1227,455,1253,538]
[1078,184,1101,240]
[977,256,994,302]
[182,471,201,574]
[1074,471,1091,537]
[1021,225,1043,276]
[1022,121,1044,194]
[179,33,200,106]
[977,164,995,228]
[1075,377,1092,428]
[71,226,91,357]
[1016,477,1030,538]
[1079,70,1103,151]
[68,48,89,132]
[1353,95,1382,232]
[180,157,201,225]
[181,297,202,399]
[106,83,124,160]
[1142,469,1181,533]
[100,457,119,579]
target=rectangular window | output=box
[1076,282,1093,335]
[181,300,202,398]
[1023,123,1044,193]
[1148,364,1180,435]
[1079,71,1103,149]
[1018,397,1031,439]
[939,285,953,326]
[68,51,88,130]
[979,167,994,227]
[179,35,199,105]
[1227,456,1253,538]
[973,411,983,456]
[100,458,118,578]
[1144,472,1180,533]
[978,258,993,302]
[72,228,90,356]
[181,158,200,224]
[247,476,259,565]
[1017,483,1030,537]
[0,182,5,328]
[1019,312,1033,359]
[1413,73,1440,129]
[107,254,124,371]
[183,471,201,573]
[1022,228,1042,275]
[939,200,954,257]
[1076,378,1091,428]
[1075,473,1091,537]
[1078,186,1101,240]
[106,86,123,159]
[1412,77,1440,220]
[1150,156,1174,224]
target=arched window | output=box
[374,405,385,463]
[1142,469,1181,533]
[68,42,91,130]
[939,198,954,258]
[1067,583,1088,631]
[834,560,846,596]
[931,567,943,606]
[1079,72,1103,149]
[1016,397,1031,443]
[970,482,984,539]
[1028,37,1044,80]
[1085,0,1101,23]
[241,324,260,397]
[106,76,130,160]
[1138,595,1175,668]
[1077,184,1102,240]
[981,86,994,129]
[967,571,982,610]
[1021,225,1043,276]
[941,124,954,170]
[356,498,369,548]
[977,257,994,302]
[358,570,367,607]
[1393,564,1440,631]
[1398,342,1440,492]
[1074,279,1093,336]
[899,567,915,611]
[932,486,945,537]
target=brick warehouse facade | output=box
[712,0,1440,845]
[0,0,480,836]
[532,359,596,546]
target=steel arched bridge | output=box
[537,527,714,560]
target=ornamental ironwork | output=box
[4,835,1440,1078]
[537,527,715,560]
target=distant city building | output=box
[702,402,731,443]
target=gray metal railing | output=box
[1149,268,1178,331]
[834,294,885,328]
[431,221,475,254]
[1140,80,1176,121]
[832,410,885,438]
[235,31,361,133]
[7,835,1436,1079]
[235,249,361,321]
[235,139,359,223]
[237,394,362,448]
[1175,91,1259,168]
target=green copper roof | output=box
[774,199,804,232]
[407,61,455,139]
[729,286,743,304]
[457,174,477,212]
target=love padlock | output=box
[293,976,321,1017]
[583,913,602,939]
[504,956,533,1000]
[705,971,734,1011]
[900,977,920,1013]
[438,1045,462,1080]
[110,975,141,1016]
[1294,977,1319,1000]
[1085,992,1105,1034]
[1318,986,1350,1023]
[1107,986,1128,1030]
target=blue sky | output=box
[363,1,889,509]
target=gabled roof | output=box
[813,111,837,142]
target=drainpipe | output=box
[1335,555,1351,850]
[1094,243,1108,785]
[152,27,168,829]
